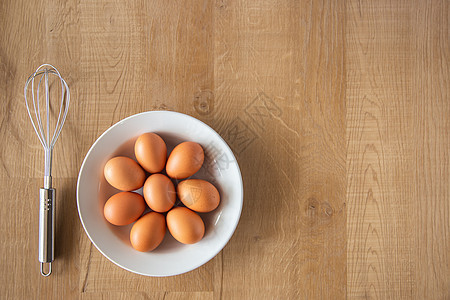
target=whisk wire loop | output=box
[24,64,70,178]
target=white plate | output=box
[77,111,243,276]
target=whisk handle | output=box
[39,188,55,276]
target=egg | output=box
[177,179,220,213]
[166,207,205,244]
[166,141,204,179]
[134,132,167,173]
[104,156,145,191]
[143,174,176,212]
[130,212,166,252]
[103,192,146,226]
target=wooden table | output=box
[1,0,448,299]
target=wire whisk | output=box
[24,64,70,276]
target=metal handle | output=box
[39,188,55,276]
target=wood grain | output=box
[0,0,448,299]
[214,0,346,298]
[346,0,449,298]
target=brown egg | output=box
[134,132,167,173]
[130,212,166,252]
[177,179,220,213]
[103,192,146,226]
[143,174,176,212]
[166,142,204,179]
[104,156,145,191]
[166,207,205,244]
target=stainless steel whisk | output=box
[24,64,70,276]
